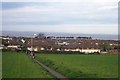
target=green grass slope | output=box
[2,51,54,78]
[37,54,118,78]
[0,51,2,79]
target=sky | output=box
[1,0,119,34]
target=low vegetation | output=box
[2,51,118,79]
[0,51,2,79]
[36,53,118,78]
[2,51,54,78]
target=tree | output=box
[2,39,9,46]
[100,42,112,52]
[35,33,46,38]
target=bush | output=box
[2,49,11,52]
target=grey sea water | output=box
[1,31,118,40]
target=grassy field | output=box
[0,51,2,79]
[36,53,118,78]
[2,51,54,78]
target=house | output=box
[79,42,100,53]
[80,48,100,53]
[0,44,4,50]
[1,36,12,40]
[26,37,120,54]
[56,41,69,45]
[6,38,21,50]
[26,38,56,52]
[63,41,100,53]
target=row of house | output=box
[1,36,26,51]
[1,36,119,54]
[26,38,108,53]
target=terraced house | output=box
[1,35,119,54]
[26,38,101,53]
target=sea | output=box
[1,31,118,40]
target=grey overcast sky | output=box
[1,0,119,34]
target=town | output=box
[0,33,119,54]
[1,1,119,79]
